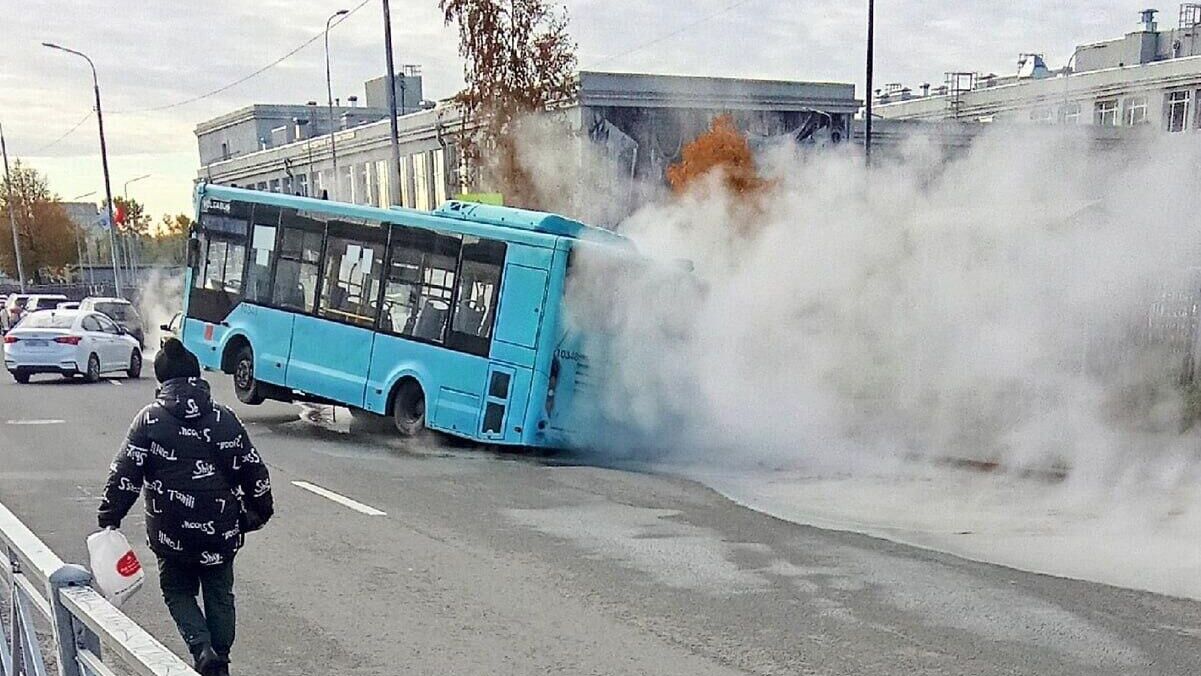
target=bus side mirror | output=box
[187,238,202,269]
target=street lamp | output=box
[325,9,350,201]
[122,174,151,278]
[0,122,27,292]
[42,41,122,296]
[382,0,403,205]
[70,192,98,284]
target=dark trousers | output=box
[157,556,236,660]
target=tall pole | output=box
[382,0,403,206]
[123,174,150,285]
[71,191,97,285]
[0,122,27,292]
[43,42,121,296]
[864,0,875,165]
[325,10,349,201]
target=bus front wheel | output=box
[392,380,426,437]
[233,345,265,405]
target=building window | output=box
[399,157,412,208]
[268,178,281,193]
[1167,90,1191,132]
[295,174,308,197]
[1061,102,1081,125]
[374,160,390,207]
[1094,100,1119,126]
[220,142,229,160]
[1029,107,1053,124]
[1122,95,1148,126]
[413,153,431,211]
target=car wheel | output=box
[84,354,101,383]
[127,350,142,379]
[12,370,30,384]
[392,380,426,438]
[233,346,265,405]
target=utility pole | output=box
[43,43,121,296]
[325,9,349,201]
[382,0,403,206]
[865,0,875,165]
[0,122,27,292]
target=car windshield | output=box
[96,302,133,320]
[19,313,75,329]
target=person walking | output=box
[98,338,274,676]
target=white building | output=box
[875,5,1201,134]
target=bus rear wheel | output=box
[233,345,265,405]
[392,381,426,438]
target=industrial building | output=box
[195,70,859,224]
[875,4,1201,133]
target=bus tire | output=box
[391,380,426,438]
[232,345,265,405]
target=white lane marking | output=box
[5,419,66,425]
[291,480,387,516]
[108,379,123,385]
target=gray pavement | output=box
[1,371,1199,675]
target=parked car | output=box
[57,301,80,310]
[159,311,182,348]
[1,294,30,333]
[80,297,145,348]
[3,309,142,383]
[24,294,69,314]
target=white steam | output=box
[540,126,1201,495]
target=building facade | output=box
[875,5,1201,134]
[195,70,859,225]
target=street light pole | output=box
[71,191,97,285]
[43,42,121,296]
[865,0,875,165]
[123,174,150,281]
[325,9,349,201]
[382,0,403,206]
[0,122,27,292]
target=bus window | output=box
[273,228,323,312]
[203,240,228,290]
[383,228,459,342]
[244,205,281,303]
[318,237,385,327]
[447,236,505,355]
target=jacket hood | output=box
[156,377,214,422]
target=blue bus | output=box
[181,184,635,448]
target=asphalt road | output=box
[1,369,1199,675]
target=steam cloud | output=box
[543,125,1201,494]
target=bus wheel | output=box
[233,346,265,405]
[392,380,426,437]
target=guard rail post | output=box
[48,564,97,676]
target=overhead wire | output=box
[30,110,93,154]
[592,0,762,68]
[110,0,371,115]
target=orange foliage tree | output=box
[666,115,768,199]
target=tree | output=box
[440,0,578,208]
[140,213,192,265]
[0,161,81,282]
[666,115,769,199]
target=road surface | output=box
[1,372,1198,675]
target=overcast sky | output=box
[0,0,1150,216]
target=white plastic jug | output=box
[86,528,145,607]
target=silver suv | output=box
[80,297,145,348]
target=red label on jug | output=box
[116,551,141,577]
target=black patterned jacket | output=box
[97,377,274,565]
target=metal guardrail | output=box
[0,500,196,676]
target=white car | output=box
[3,309,142,384]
